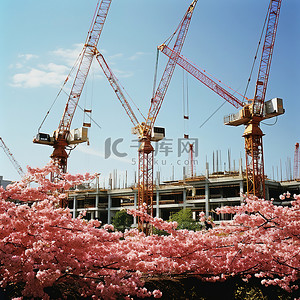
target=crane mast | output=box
[0,137,25,177]
[244,0,282,199]
[34,0,112,175]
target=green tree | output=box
[169,208,202,231]
[112,209,133,232]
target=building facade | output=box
[68,168,300,225]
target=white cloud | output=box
[38,63,69,74]
[11,68,67,88]
[9,53,38,70]
[9,44,134,88]
[9,63,23,69]
[18,53,38,61]
[51,43,84,66]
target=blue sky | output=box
[1,0,299,187]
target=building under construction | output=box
[2,0,294,231]
[67,164,300,225]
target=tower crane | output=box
[137,0,197,229]
[96,0,198,232]
[0,137,25,177]
[33,0,112,177]
[159,0,284,199]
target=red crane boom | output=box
[34,0,112,175]
[95,52,140,128]
[58,0,112,134]
[158,44,245,109]
[253,0,282,116]
[145,0,198,135]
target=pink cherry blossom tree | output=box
[127,197,299,293]
[0,164,160,299]
[0,163,299,299]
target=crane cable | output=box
[200,3,271,129]
[83,62,95,126]
[261,116,278,126]
[60,88,102,130]
[243,3,269,101]
[37,48,85,134]
[162,7,186,47]
[198,101,227,129]
[152,11,183,100]
[152,48,160,99]
[183,70,190,137]
[114,70,147,121]
[199,82,246,129]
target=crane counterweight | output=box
[224,98,284,126]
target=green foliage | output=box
[112,209,133,232]
[169,208,202,231]
[152,227,170,236]
[234,285,267,300]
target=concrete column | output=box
[205,182,209,217]
[95,194,99,219]
[205,162,209,178]
[107,194,112,224]
[205,162,209,216]
[239,158,243,177]
[73,196,77,218]
[239,180,244,203]
[133,192,137,225]
[156,190,160,218]
[265,184,270,200]
[183,188,187,209]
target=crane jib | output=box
[253,0,282,116]
[159,44,244,109]
[58,0,112,134]
[145,0,198,134]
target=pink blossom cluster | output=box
[126,197,299,293]
[0,164,299,299]
[0,162,95,205]
[0,165,158,299]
